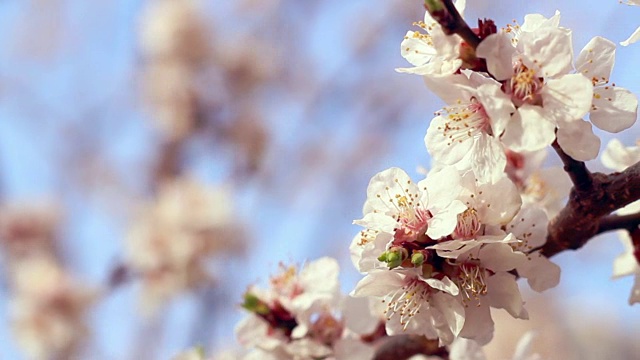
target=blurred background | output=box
[0,0,639,359]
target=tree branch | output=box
[542,161,640,257]
[373,335,448,360]
[551,140,593,192]
[426,0,481,50]
[597,212,640,234]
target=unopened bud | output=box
[424,0,444,12]
[411,252,425,267]
[242,292,270,315]
[386,250,402,269]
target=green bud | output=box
[386,250,402,269]
[411,252,425,267]
[242,292,270,315]
[377,251,388,262]
[424,0,444,12]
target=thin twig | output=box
[597,212,640,234]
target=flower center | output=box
[458,263,487,305]
[270,264,303,299]
[437,99,492,146]
[393,196,431,243]
[508,62,543,105]
[454,208,482,240]
[383,277,430,330]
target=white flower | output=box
[424,73,515,184]
[125,178,243,313]
[9,256,96,360]
[602,138,640,172]
[620,1,640,46]
[354,167,466,248]
[477,25,594,158]
[351,268,464,345]
[396,0,467,76]
[575,36,638,134]
[612,232,640,305]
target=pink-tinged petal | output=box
[485,272,528,319]
[470,135,507,185]
[576,36,616,84]
[351,270,405,298]
[459,303,494,345]
[478,243,526,272]
[425,115,475,165]
[423,276,460,296]
[476,33,515,81]
[621,26,640,46]
[629,275,640,305]
[517,251,561,292]
[602,139,640,171]
[542,74,593,121]
[556,119,601,161]
[590,86,638,133]
[476,176,521,226]
[507,204,549,250]
[476,83,515,136]
[431,291,465,336]
[518,27,573,78]
[502,106,556,152]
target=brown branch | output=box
[597,212,640,234]
[373,335,448,360]
[426,0,481,50]
[542,161,640,257]
[551,140,593,192]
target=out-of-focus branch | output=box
[597,212,640,234]
[425,0,480,49]
[373,335,448,360]
[542,161,640,257]
[551,140,593,192]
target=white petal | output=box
[470,135,507,185]
[427,200,467,239]
[502,106,556,152]
[424,276,460,296]
[342,297,380,335]
[431,291,465,336]
[520,11,561,32]
[518,27,573,78]
[476,83,515,136]
[476,176,522,226]
[476,33,515,81]
[542,74,593,121]
[576,36,615,84]
[621,26,640,46]
[507,204,549,250]
[486,272,528,319]
[459,303,494,345]
[517,251,561,292]
[362,167,421,215]
[556,119,601,161]
[478,243,526,272]
[353,212,397,234]
[602,139,640,171]
[351,270,405,298]
[425,116,474,165]
[590,86,638,133]
[400,31,437,66]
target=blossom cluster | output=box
[234,258,380,359]
[348,3,638,348]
